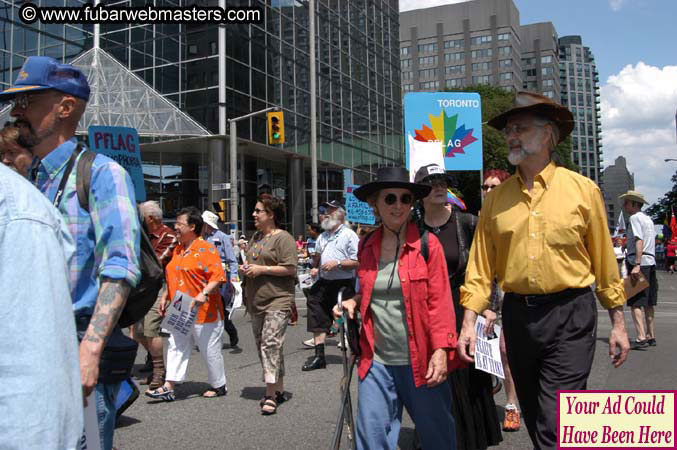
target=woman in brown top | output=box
[241,193,298,415]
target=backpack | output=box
[75,147,164,328]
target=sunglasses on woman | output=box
[383,193,413,205]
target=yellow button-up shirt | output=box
[460,162,625,313]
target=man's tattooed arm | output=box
[80,278,131,398]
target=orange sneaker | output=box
[503,408,520,431]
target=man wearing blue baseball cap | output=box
[4,56,141,450]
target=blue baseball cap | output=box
[0,56,90,102]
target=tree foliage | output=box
[443,84,576,214]
[645,171,677,223]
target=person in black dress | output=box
[414,164,502,450]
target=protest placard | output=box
[160,291,198,337]
[345,184,376,225]
[473,315,505,379]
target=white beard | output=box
[321,217,340,230]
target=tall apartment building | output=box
[400,0,602,185]
[602,156,635,227]
[559,35,603,184]
[399,0,523,94]
[0,0,403,235]
[521,22,560,100]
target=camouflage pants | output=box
[252,310,290,384]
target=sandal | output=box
[145,386,175,402]
[259,391,287,407]
[261,396,277,415]
[202,385,227,398]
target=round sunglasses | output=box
[383,192,413,206]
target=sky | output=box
[399,0,677,207]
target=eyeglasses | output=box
[175,221,190,227]
[423,175,448,188]
[481,184,500,191]
[253,208,266,214]
[9,91,52,110]
[384,193,413,206]
[502,122,542,137]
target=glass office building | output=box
[0,0,403,234]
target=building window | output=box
[445,64,465,75]
[498,46,511,56]
[401,46,411,55]
[499,72,513,81]
[417,43,438,53]
[522,57,534,66]
[418,55,438,66]
[497,33,510,41]
[445,52,464,62]
[401,59,412,68]
[543,90,555,98]
[543,79,555,87]
[444,38,464,49]
[446,78,465,88]
[542,67,554,76]
[472,62,492,72]
[470,35,492,46]
[472,75,492,85]
[418,68,438,79]
[420,80,439,90]
[499,59,512,68]
[403,83,414,92]
[188,44,198,55]
[526,68,537,77]
[402,71,413,80]
[541,55,553,64]
[471,48,493,58]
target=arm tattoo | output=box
[83,278,131,346]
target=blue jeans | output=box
[356,362,456,450]
[95,382,121,450]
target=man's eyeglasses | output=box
[384,193,413,206]
[253,208,266,214]
[502,123,542,137]
[175,221,190,228]
[8,91,52,110]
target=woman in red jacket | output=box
[338,167,459,450]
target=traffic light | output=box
[267,111,285,144]
[217,199,227,222]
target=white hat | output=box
[202,210,220,229]
[618,190,648,205]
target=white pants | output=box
[166,319,226,389]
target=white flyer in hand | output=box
[473,315,505,379]
[161,291,198,336]
[298,272,316,289]
[228,281,243,320]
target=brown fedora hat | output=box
[488,91,574,143]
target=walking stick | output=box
[330,287,357,450]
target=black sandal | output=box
[202,385,227,398]
[261,396,277,415]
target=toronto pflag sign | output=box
[405,92,483,179]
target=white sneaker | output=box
[303,338,316,348]
[337,337,349,350]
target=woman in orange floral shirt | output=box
[146,207,228,402]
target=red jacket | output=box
[356,222,460,387]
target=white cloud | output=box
[608,0,626,11]
[400,0,468,12]
[601,62,677,206]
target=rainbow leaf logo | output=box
[413,110,478,157]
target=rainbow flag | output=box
[447,189,467,211]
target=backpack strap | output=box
[420,229,429,263]
[76,148,97,212]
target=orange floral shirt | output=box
[166,237,227,324]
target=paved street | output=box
[115,271,677,450]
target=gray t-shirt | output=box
[627,211,656,266]
[370,260,411,366]
[315,224,359,280]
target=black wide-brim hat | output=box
[353,166,432,202]
[488,91,574,144]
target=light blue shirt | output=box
[0,164,83,449]
[204,228,238,277]
[315,224,359,280]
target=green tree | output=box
[443,85,576,214]
[645,171,677,224]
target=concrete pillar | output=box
[209,138,227,208]
[287,156,306,238]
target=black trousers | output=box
[502,288,597,450]
[306,278,355,333]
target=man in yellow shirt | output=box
[458,91,630,450]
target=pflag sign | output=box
[405,92,483,177]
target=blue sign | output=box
[345,185,376,225]
[87,126,146,202]
[404,92,483,172]
[343,169,353,196]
